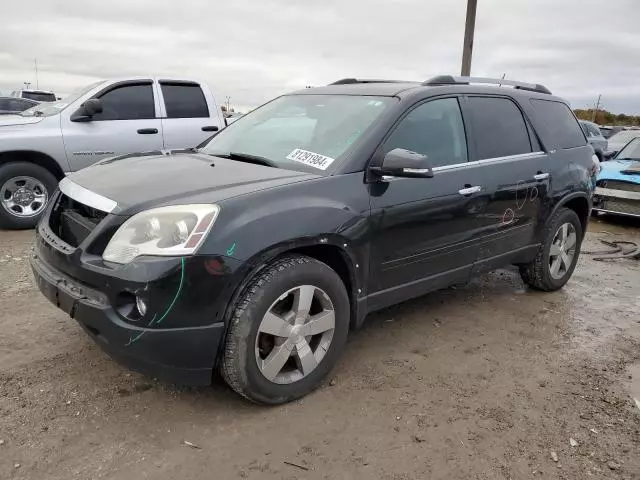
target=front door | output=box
[367,97,491,310]
[61,81,164,171]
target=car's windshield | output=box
[20,81,105,117]
[199,94,394,174]
[616,137,640,160]
[609,130,640,145]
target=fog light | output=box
[136,296,148,317]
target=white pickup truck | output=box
[0,77,226,228]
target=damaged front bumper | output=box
[30,226,243,386]
[592,186,640,218]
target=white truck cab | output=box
[0,77,226,228]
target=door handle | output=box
[137,128,158,134]
[533,172,550,181]
[201,125,219,132]
[458,185,482,195]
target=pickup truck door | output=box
[157,80,223,150]
[61,80,164,171]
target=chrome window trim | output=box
[432,151,546,173]
[58,177,117,213]
[377,151,546,180]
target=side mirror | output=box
[370,148,434,179]
[70,98,103,122]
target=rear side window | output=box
[160,83,209,118]
[466,96,532,160]
[587,124,601,137]
[22,92,56,102]
[531,99,586,149]
[93,83,156,121]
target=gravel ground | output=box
[1,217,639,480]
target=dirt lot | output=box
[1,218,639,480]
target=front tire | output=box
[221,255,350,404]
[0,162,58,229]
[519,207,583,291]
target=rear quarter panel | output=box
[518,96,594,239]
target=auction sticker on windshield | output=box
[286,149,335,170]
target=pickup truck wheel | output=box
[519,207,583,291]
[0,162,57,229]
[221,254,350,404]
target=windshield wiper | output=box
[213,152,279,168]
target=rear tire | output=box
[221,254,350,404]
[0,162,57,230]
[519,207,583,291]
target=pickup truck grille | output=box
[49,193,108,247]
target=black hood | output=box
[67,152,319,214]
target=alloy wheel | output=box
[255,285,335,384]
[549,222,577,280]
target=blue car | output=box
[593,136,640,218]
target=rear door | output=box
[157,81,221,150]
[61,80,164,171]
[461,95,548,270]
[367,97,489,309]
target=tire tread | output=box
[221,255,318,402]
[519,207,582,292]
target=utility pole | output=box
[461,0,478,76]
[592,94,601,122]
[225,96,231,112]
[35,59,39,89]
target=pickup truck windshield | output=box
[20,81,105,118]
[200,94,394,174]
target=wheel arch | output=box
[221,236,363,344]
[0,150,65,180]
[550,192,591,235]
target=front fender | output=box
[201,174,371,263]
[0,116,69,171]
[200,173,371,329]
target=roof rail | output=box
[422,75,552,95]
[329,78,413,85]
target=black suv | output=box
[31,76,597,404]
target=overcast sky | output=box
[1,0,638,113]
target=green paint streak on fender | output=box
[154,257,186,326]
[124,258,186,346]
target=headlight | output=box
[103,204,220,264]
